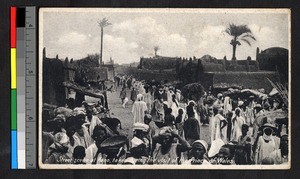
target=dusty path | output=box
[106,87,135,139]
[106,86,210,143]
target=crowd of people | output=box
[42,75,289,166]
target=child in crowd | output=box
[73,146,86,164]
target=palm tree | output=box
[225,24,256,60]
[154,46,159,57]
[98,18,112,66]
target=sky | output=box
[40,9,290,64]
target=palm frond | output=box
[238,25,252,35]
[98,18,112,28]
[240,38,251,46]
[226,23,253,37]
[241,33,256,41]
[225,28,232,36]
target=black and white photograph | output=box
[39,8,290,169]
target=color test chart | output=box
[10,6,37,169]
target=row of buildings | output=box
[43,46,288,105]
[135,47,288,92]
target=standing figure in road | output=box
[130,87,138,104]
[231,108,246,142]
[143,86,153,113]
[120,87,127,104]
[151,94,165,128]
[132,94,148,123]
[183,106,200,145]
[210,107,223,143]
[175,108,186,137]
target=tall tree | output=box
[225,24,256,60]
[98,18,112,66]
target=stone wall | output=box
[43,57,66,106]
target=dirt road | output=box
[103,86,210,143]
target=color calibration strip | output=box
[11,6,37,169]
[11,6,18,169]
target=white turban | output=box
[54,132,69,145]
[133,122,149,132]
[238,101,244,107]
[137,94,144,101]
[192,140,208,153]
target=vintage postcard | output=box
[39,8,291,169]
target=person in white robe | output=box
[132,94,148,123]
[223,96,232,116]
[210,108,225,143]
[84,125,108,164]
[254,126,278,164]
[231,108,245,142]
[143,88,153,113]
[84,108,102,137]
[170,94,179,118]
[73,125,93,149]
[188,100,200,122]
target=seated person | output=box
[45,132,72,164]
[152,127,190,164]
[73,115,93,149]
[210,144,235,165]
[132,122,151,156]
[123,137,149,165]
[85,125,109,164]
[183,140,210,165]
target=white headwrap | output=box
[131,137,144,148]
[188,100,196,106]
[54,132,69,145]
[238,101,244,107]
[137,94,144,101]
[192,140,208,153]
[159,126,173,137]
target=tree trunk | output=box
[232,44,237,61]
[231,36,238,61]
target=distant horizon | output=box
[41,8,289,65]
[43,45,288,65]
